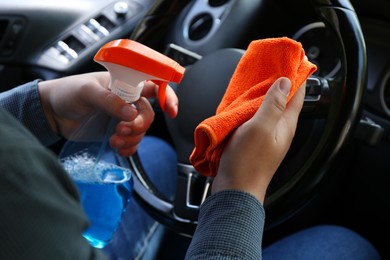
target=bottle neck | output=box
[110,79,144,104]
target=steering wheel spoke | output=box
[174,163,212,221]
[302,76,331,117]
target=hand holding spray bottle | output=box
[60,39,185,248]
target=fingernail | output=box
[278,77,291,96]
[170,102,178,118]
[121,105,135,118]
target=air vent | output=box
[188,13,213,41]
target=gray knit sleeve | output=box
[185,190,265,259]
[0,80,61,146]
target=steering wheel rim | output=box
[129,0,367,236]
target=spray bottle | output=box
[59,39,185,248]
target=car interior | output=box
[0,0,389,259]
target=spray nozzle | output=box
[94,39,185,111]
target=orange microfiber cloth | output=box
[189,37,317,177]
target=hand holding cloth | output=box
[189,37,317,177]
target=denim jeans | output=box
[262,225,381,260]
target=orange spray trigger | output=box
[94,39,185,108]
[152,80,168,112]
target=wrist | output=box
[211,174,269,203]
[38,81,60,135]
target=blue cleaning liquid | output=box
[61,152,133,248]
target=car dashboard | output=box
[0,0,389,258]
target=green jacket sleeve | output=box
[0,108,107,260]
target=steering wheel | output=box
[127,0,366,236]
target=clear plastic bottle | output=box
[59,39,185,248]
[59,107,134,248]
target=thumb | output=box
[89,87,138,122]
[254,77,291,128]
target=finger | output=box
[141,81,179,118]
[110,97,154,154]
[117,145,139,157]
[283,81,306,128]
[110,132,144,151]
[110,136,139,156]
[123,97,155,135]
[163,86,179,118]
[140,80,159,98]
[84,72,138,121]
[111,132,145,157]
[253,77,291,128]
[110,97,155,143]
[81,85,138,122]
